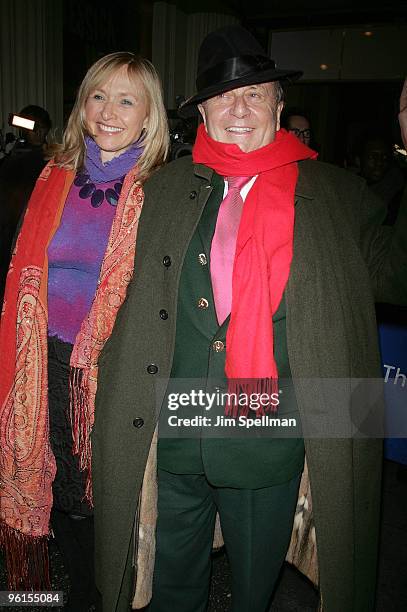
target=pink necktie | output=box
[210,176,251,324]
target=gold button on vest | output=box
[212,340,225,352]
[198,253,207,266]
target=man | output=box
[357,133,405,225]
[0,105,52,303]
[281,106,312,146]
[92,27,407,612]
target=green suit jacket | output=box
[93,157,407,612]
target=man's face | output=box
[360,139,391,184]
[198,82,283,153]
[287,115,311,146]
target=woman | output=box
[0,52,168,611]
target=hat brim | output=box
[178,68,302,119]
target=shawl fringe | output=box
[0,522,51,590]
[69,366,93,506]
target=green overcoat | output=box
[93,157,407,612]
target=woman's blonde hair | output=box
[52,52,169,182]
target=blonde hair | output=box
[52,52,169,182]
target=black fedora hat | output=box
[179,25,302,118]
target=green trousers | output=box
[148,469,301,612]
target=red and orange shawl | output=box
[0,161,144,589]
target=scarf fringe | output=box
[0,522,51,590]
[226,378,279,418]
[69,366,93,507]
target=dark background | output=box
[62,0,407,164]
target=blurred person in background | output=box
[281,107,313,147]
[357,132,405,224]
[376,79,407,472]
[0,52,168,612]
[12,104,52,150]
[0,105,52,303]
[399,78,407,150]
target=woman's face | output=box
[84,65,149,163]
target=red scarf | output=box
[0,162,143,589]
[193,125,316,415]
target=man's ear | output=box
[198,103,207,127]
[276,101,284,131]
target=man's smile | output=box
[225,127,253,133]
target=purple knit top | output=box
[47,139,143,344]
[47,178,117,344]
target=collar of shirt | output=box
[223,175,258,202]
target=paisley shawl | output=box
[0,161,144,589]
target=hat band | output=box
[196,54,276,92]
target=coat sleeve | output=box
[360,181,407,305]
